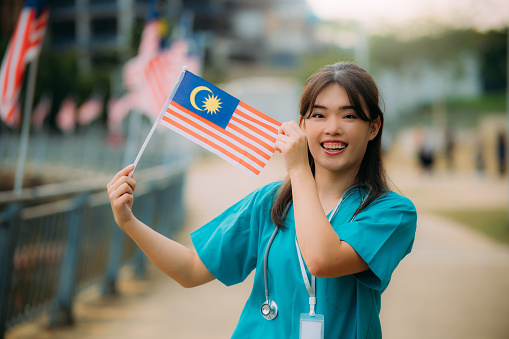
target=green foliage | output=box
[399,92,507,128]
[370,29,485,70]
[435,208,509,246]
[297,47,355,85]
[34,50,112,126]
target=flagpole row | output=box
[131,66,188,173]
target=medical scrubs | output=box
[191,181,417,339]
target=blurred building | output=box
[0,0,316,73]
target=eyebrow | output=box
[312,104,356,111]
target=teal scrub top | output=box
[191,182,417,339]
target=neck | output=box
[314,166,358,213]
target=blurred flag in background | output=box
[31,93,52,131]
[78,94,103,126]
[0,0,49,126]
[56,96,77,134]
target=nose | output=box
[324,115,343,135]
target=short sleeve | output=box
[190,182,280,286]
[339,192,417,291]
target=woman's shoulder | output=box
[250,181,284,203]
[371,190,416,213]
[237,181,284,207]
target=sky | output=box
[305,0,509,33]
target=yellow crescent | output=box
[190,86,212,111]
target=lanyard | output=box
[295,238,317,316]
[294,196,344,317]
[293,185,370,317]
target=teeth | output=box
[322,143,346,151]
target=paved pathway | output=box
[6,151,509,339]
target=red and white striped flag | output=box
[122,0,162,90]
[138,39,193,119]
[107,93,137,131]
[78,94,103,126]
[56,96,77,133]
[161,71,281,177]
[0,0,49,125]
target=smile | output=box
[321,142,347,153]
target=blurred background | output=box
[0,0,508,338]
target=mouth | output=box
[321,141,347,154]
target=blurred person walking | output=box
[474,130,485,177]
[496,130,506,177]
[107,62,417,338]
[416,127,435,175]
[444,125,455,172]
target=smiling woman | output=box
[107,61,417,339]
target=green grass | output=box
[435,208,509,246]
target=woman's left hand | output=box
[275,121,310,175]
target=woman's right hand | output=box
[107,164,137,229]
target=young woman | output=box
[108,62,417,338]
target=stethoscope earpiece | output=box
[261,300,278,320]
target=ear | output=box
[299,116,307,132]
[368,117,381,141]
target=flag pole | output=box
[13,58,39,196]
[130,66,188,173]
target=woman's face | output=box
[301,83,380,178]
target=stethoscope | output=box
[261,185,370,320]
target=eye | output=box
[344,113,357,119]
[310,112,325,119]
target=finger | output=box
[114,191,133,207]
[107,170,136,196]
[107,175,129,196]
[110,181,134,202]
[107,164,135,188]
[279,121,303,137]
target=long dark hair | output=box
[270,62,389,229]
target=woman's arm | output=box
[107,164,215,288]
[275,122,368,279]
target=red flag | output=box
[31,94,52,131]
[78,94,103,126]
[0,0,49,125]
[122,0,162,90]
[162,71,280,177]
[107,93,137,131]
[56,97,77,133]
[136,39,202,119]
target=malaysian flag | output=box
[162,71,281,177]
[56,96,77,134]
[123,0,162,90]
[78,94,103,126]
[0,0,49,125]
[107,92,137,131]
[31,93,52,131]
[139,38,195,118]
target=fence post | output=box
[49,194,88,327]
[131,190,157,278]
[102,225,124,296]
[0,204,21,339]
[175,173,186,233]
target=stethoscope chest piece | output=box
[261,300,278,320]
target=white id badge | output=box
[299,313,324,339]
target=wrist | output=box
[119,215,139,233]
[288,165,313,182]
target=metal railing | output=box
[0,125,195,338]
[0,164,188,338]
